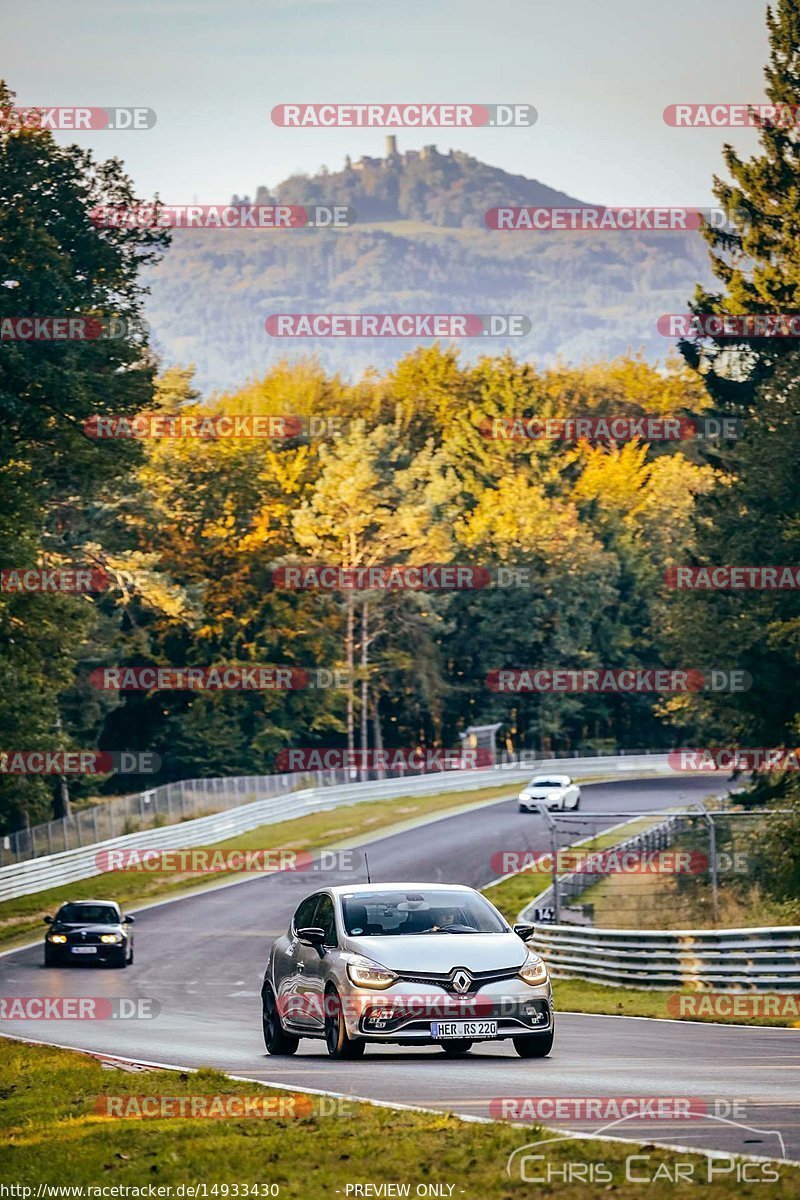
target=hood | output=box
[344,931,528,973]
[55,922,123,934]
[523,787,564,797]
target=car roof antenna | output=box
[364,851,372,884]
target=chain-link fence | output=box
[0,746,664,866]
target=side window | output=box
[313,895,337,947]
[292,894,320,934]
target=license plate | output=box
[431,1020,497,1039]
[70,946,97,954]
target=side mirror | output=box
[514,923,536,941]
[43,915,53,925]
[123,915,135,924]
[297,926,326,947]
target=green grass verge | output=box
[1,1039,794,1196]
[0,783,519,950]
[552,979,800,1028]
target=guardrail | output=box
[530,922,800,992]
[0,753,670,902]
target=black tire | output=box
[573,795,581,811]
[262,984,299,1055]
[128,943,134,965]
[324,988,365,1059]
[518,805,527,814]
[513,1030,554,1058]
[43,947,55,967]
[441,1040,473,1056]
[112,952,127,968]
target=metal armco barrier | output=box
[530,922,800,992]
[0,753,669,902]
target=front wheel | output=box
[513,1030,554,1058]
[441,1040,473,1056]
[262,984,299,1055]
[324,988,365,1058]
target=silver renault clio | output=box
[261,883,553,1059]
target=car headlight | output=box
[48,934,67,944]
[346,956,397,989]
[518,952,549,986]
[100,933,122,944]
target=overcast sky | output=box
[4,0,772,205]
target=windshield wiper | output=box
[428,924,480,934]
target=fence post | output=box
[538,803,560,922]
[693,799,719,926]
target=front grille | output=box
[65,931,105,945]
[394,965,521,993]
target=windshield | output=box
[341,890,507,936]
[529,778,564,789]
[56,904,119,925]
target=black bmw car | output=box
[43,900,135,967]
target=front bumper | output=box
[341,980,553,1043]
[46,941,127,964]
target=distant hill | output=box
[263,142,586,227]
[145,143,713,394]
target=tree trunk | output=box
[360,600,369,781]
[372,695,385,780]
[54,715,71,819]
[346,594,355,778]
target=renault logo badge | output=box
[450,968,473,994]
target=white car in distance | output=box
[518,774,581,813]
